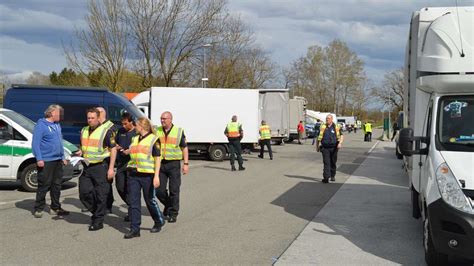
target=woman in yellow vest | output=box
[124,117,165,239]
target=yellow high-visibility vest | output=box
[364,123,372,133]
[260,125,271,140]
[226,122,241,138]
[156,126,184,160]
[80,124,110,164]
[317,123,341,141]
[128,134,158,173]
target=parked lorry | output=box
[258,89,289,145]
[4,84,145,145]
[287,96,307,142]
[132,87,260,161]
[0,108,81,191]
[399,6,474,264]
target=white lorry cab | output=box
[0,108,81,191]
[399,7,474,264]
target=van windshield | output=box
[1,110,36,133]
[437,95,474,149]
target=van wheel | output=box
[20,164,38,192]
[424,215,448,265]
[208,145,226,161]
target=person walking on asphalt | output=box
[96,107,118,214]
[114,112,136,222]
[124,117,165,239]
[225,115,245,171]
[76,108,117,231]
[258,120,273,160]
[317,114,343,183]
[363,121,372,142]
[391,122,399,141]
[155,111,189,223]
[297,120,305,144]
[32,104,70,218]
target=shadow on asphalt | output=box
[284,175,321,183]
[203,165,232,171]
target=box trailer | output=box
[399,6,474,264]
[258,89,289,145]
[287,96,307,142]
[132,87,260,161]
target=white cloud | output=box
[0,35,66,74]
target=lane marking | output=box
[368,141,380,154]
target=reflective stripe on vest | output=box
[156,126,183,160]
[317,123,341,141]
[128,134,158,173]
[260,125,271,140]
[81,124,110,164]
[227,122,241,138]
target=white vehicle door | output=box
[0,119,14,177]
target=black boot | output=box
[124,230,140,239]
[238,166,245,171]
[231,165,236,171]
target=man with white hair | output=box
[32,104,70,218]
[316,114,344,183]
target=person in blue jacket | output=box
[32,104,70,218]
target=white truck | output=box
[132,87,260,161]
[0,108,81,191]
[259,89,290,145]
[287,96,307,142]
[399,6,474,264]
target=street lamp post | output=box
[202,43,212,88]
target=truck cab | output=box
[0,108,81,191]
[399,6,474,264]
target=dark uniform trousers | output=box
[79,163,110,226]
[156,160,181,217]
[115,161,129,205]
[34,160,63,211]
[228,138,243,167]
[127,171,164,232]
[259,139,273,159]
[321,146,338,179]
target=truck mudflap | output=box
[428,198,474,260]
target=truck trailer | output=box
[399,6,474,264]
[132,87,260,161]
[258,89,289,145]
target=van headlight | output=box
[436,163,474,214]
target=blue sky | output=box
[1,0,472,85]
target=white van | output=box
[0,108,81,191]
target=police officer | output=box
[76,108,117,231]
[225,115,245,171]
[317,114,343,183]
[115,112,136,221]
[258,120,273,160]
[96,107,117,214]
[364,121,372,142]
[155,111,189,223]
[124,117,165,239]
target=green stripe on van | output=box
[0,145,32,156]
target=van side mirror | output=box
[399,128,428,156]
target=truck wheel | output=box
[20,164,38,192]
[208,145,226,161]
[424,215,448,265]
